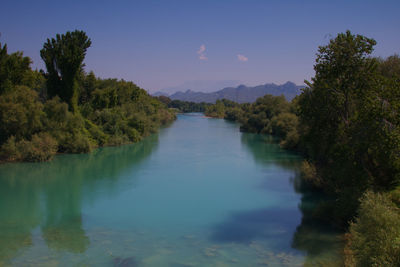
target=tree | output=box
[40,30,91,112]
[79,71,97,104]
[378,54,400,80]
[0,43,32,94]
[299,30,377,162]
[0,85,44,144]
[297,31,384,224]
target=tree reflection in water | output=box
[241,132,344,266]
[0,134,159,263]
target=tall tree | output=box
[0,43,32,94]
[40,30,91,112]
[299,30,377,162]
[298,31,383,223]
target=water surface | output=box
[0,113,342,266]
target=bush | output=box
[62,132,93,154]
[300,160,322,188]
[123,127,141,143]
[84,119,108,146]
[0,86,44,144]
[0,136,21,161]
[270,112,299,138]
[347,191,400,267]
[0,133,58,162]
[280,128,299,149]
[106,134,130,146]
[23,132,58,161]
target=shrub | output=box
[280,128,299,149]
[0,133,57,162]
[123,127,141,143]
[62,132,93,153]
[347,191,400,267]
[84,119,108,146]
[300,160,322,188]
[0,136,21,161]
[0,86,44,144]
[22,132,58,161]
[106,134,130,146]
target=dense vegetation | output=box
[0,30,175,163]
[205,96,299,150]
[206,31,400,266]
[157,96,211,113]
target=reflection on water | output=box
[241,133,301,171]
[291,176,344,266]
[211,207,299,244]
[0,135,158,264]
[0,114,342,266]
[241,132,344,266]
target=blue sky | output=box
[1,0,399,92]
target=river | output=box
[0,113,342,266]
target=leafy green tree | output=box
[270,112,296,137]
[378,54,400,79]
[299,30,377,162]
[0,86,44,144]
[79,71,97,104]
[240,95,289,133]
[298,31,400,224]
[0,43,32,94]
[157,95,171,106]
[40,30,91,112]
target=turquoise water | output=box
[0,114,342,266]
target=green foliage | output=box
[0,43,33,94]
[205,96,298,148]
[298,30,400,224]
[0,33,175,162]
[0,86,44,144]
[78,74,175,147]
[238,95,290,134]
[389,186,400,207]
[348,191,400,267]
[168,99,210,113]
[378,54,400,79]
[40,30,91,112]
[300,160,322,188]
[84,119,108,146]
[0,133,58,162]
[299,30,377,163]
[42,96,93,153]
[204,100,226,118]
[269,112,299,149]
[157,95,171,106]
[79,71,97,104]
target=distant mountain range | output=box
[155,80,241,95]
[154,82,304,103]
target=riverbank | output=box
[0,34,176,164]
[204,31,400,266]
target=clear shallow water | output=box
[0,113,342,266]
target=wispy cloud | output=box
[197,44,207,60]
[237,54,248,62]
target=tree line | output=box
[156,96,211,113]
[0,30,175,162]
[205,31,400,266]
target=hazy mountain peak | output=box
[157,80,242,95]
[167,82,304,103]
